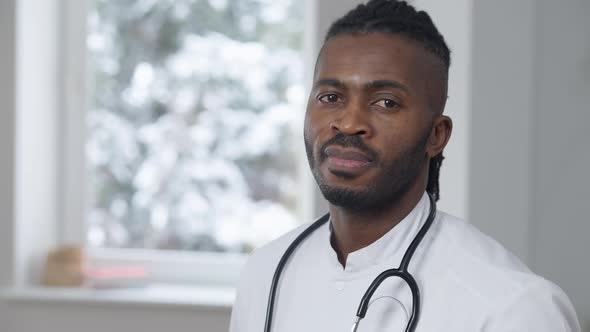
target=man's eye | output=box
[318,94,340,103]
[373,98,400,109]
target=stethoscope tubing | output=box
[263,213,330,332]
[264,194,436,332]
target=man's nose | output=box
[329,102,372,137]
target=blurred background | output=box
[0,0,588,331]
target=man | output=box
[230,0,581,331]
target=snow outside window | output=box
[85,0,306,255]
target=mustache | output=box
[319,134,378,162]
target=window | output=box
[84,0,306,257]
[53,0,312,285]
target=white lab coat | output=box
[230,193,581,332]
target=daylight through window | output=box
[86,0,305,253]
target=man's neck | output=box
[328,188,425,267]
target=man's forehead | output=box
[314,33,440,85]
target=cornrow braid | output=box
[325,0,450,68]
[324,0,450,201]
[427,153,444,201]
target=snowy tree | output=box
[86,0,304,252]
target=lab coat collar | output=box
[325,192,431,275]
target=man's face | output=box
[304,32,447,211]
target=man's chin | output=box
[318,182,372,209]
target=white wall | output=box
[470,0,590,329]
[470,0,536,265]
[413,0,472,220]
[0,0,17,288]
[531,1,590,329]
[0,300,231,332]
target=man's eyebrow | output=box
[364,80,410,93]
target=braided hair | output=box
[324,0,450,201]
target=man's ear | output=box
[427,115,452,158]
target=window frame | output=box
[60,0,89,247]
[59,0,324,286]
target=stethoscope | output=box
[263,193,437,332]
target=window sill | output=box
[0,284,235,311]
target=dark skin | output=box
[304,33,453,266]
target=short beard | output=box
[304,130,430,213]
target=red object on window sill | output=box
[85,266,149,289]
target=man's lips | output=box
[324,146,373,162]
[323,146,374,173]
